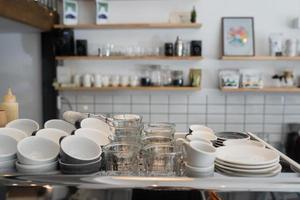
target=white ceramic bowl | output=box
[186,134,213,145]
[35,128,69,145]
[60,135,102,164]
[80,118,111,136]
[6,119,39,136]
[185,162,214,177]
[16,160,58,173]
[74,128,110,146]
[0,159,16,169]
[44,119,76,134]
[0,127,27,142]
[191,130,217,141]
[0,134,18,161]
[17,136,60,165]
[189,125,213,133]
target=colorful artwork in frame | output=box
[222,17,255,56]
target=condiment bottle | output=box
[175,36,183,57]
[0,88,19,122]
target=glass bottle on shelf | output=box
[172,70,184,86]
[140,68,151,86]
[150,65,162,86]
[162,66,172,86]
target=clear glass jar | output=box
[150,65,162,86]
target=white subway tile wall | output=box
[59,91,300,148]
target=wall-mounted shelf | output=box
[55,56,203,61]
[56,86,201,92]
[221,56,300,61]
[220,87,300,93]
[53,23,202,30]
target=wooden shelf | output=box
[56,86,201,92]
[55,55,203,61]
[220,87,300,93]
[221,56,300,61]
[0,0,58,31]
[53,23,202,30]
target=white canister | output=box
[111,75,120,87]
[286,39,297,57]
[82,74,93,88]
[129,75,139,87]
[94,74,102,88]
[269,33,283,56]
[72,74,81,87]
[120,75,129,87]
[102,75,110,87]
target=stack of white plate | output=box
[216,145,281,177]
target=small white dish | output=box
[0,134,18,161]
[16,160,58,173]
[80,118,111,136]
[186,133,216,143]
[185,162,214,177]
[223,139,265,148]
[0,127,27,142]
[189,125,213,133]
[74,128,110,146]
[44,119,76,134]
[216,145,279,166]
[6,119,39,136]
[35,128,69,145]
[17,136,60,165]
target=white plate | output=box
[215,162,281,174]
[216,164,282,177]
[74,128,110,146]
[223,139,265,148]
[215,158,279,169]
[0,128,27,142]
[217,145,279,166]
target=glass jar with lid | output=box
[171,70,184,86]
[150,65,162,86]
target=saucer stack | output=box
[216,145,281,177]
[16,137,60,173]
[0,135,18,172]
[214,132,250,147]
[59,135,102,174]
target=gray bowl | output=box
[59,158,101,174]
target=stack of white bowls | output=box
[16,137,60,173]
[59,135,102,174]
[0,134,19,172]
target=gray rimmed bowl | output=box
[59,158,101,174]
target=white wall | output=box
[59,0,300,88]
[0,32,42,124]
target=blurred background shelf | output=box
[221,56,300,61]
[53,23,202,30]
[220,87,300,93]
[55,86,201,91]
[55,56,204,61]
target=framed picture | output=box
[222,17,255,56]
[63,0,78,25]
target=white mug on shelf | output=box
[94,74,102,88]
[111,75,120,87]
[120,75,129,87]
[102,75,110,87]
[129,75,139,87]
[72,74,81,87]
[82,74,93,88]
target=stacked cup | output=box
[59,135,102,174]
[0,134,18,172]
[16,137,60,173]
[177,132,217,177]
